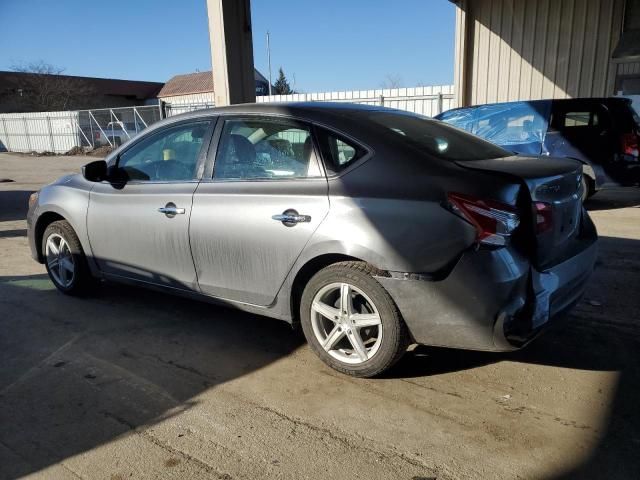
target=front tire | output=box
[300,262,409,377]
[43,220,93,295]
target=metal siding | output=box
[460,0,626,105]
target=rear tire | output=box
[42,220,94,296]
[581,175,596,202]
[300,261,409,378]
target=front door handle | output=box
[272,209,311,227]
[158,202,185,217]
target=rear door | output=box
[546,100,616,184]
[190,116,329,306]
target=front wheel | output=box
[300,262,409,377]
[43,220,94,295]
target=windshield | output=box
[367,111,512,161]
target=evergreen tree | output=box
[273,67,293,94]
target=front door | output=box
[87,120,214,290]
[190,116,329,306]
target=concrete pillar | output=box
[206,0,256,106]
[453,0,469,108]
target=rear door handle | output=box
[158,202,185,216]
[272,209,311,227]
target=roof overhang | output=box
[612,29,640,63]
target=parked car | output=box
[27,103,597,377]
[435,97,640,199]
[94,121,142,147]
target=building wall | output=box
[455,0,627,106]
[159,92,215,106]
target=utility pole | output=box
[266,30,273,95]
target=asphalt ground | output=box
[1,153,639,479]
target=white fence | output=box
[0,105,162,153]
[0,85,455,153]
[0,110,81,153]
[257,85,456,117]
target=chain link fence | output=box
[77,105,162,149]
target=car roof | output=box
[165,101,407,123]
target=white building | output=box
[157,69,270,109]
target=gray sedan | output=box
[27,103,598,377]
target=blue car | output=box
[436,97,640,199]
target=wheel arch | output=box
[289,253,386,329]
[34,211,67,262]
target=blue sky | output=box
[0,0,455,92]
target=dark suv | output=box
[436,97,640,199]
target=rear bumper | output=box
[376,235,597,352]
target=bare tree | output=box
[380,73,403,89]
[9,61,96,111]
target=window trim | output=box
[105,118,216,185]
[203,114,329,183]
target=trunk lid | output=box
[455,155,585,269]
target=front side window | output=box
[213,118,323,180]
[117,121,210,181]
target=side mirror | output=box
[82,160,107,182]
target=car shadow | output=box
[0,190,35,222]
[0,273,304,479]
[0,229,27,239]
[584,187,640,211]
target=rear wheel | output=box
[43,220,94,295]
[580,175,596,202]
[300,262,409,377]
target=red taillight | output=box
[533,201,553,234]
[447,192,520,246]
[621,133,639,157]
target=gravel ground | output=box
[1,153,639,480]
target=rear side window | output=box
[551,103,611,132]
[563,111,599,127]
[316,128,367,174]
[369,111,512,161]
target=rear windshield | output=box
[367,111,512,161]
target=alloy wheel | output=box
[310,282,383,365]
[45,233,75,288]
